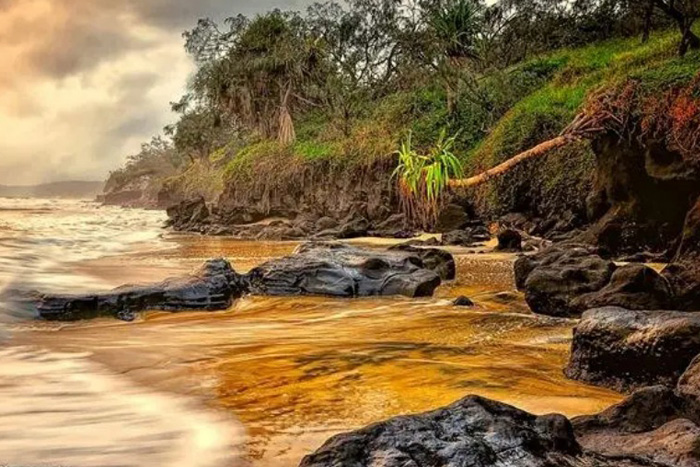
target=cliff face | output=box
[99,173,165,209]
[216,159,398,226]
[580,133,700,255]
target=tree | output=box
[650,0,700,55]
[182,11,320,145]
[306,0,405,136]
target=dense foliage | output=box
[107,0,700,223]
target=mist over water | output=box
[0,198,167,325]
[0,199,245,467]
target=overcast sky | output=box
[0,0,315,185]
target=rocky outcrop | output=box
[495,229,522,252]
[572,354,700,467]
[37,244,455,321]
[247,243,452,298]
[663,196,700,311]
[565,307,700,392]
[37,259,243,321]
[300,395,666,467]
[577,133,700,257]
[514,244,615,317]
[572,263,674,312]
[573,386,700,467]
[515,244,682,317]
[388,244,456,281]
[166,197,211,232]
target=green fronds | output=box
[393,130,463,230]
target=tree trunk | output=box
[449,135,573,189]
[642,0,654,43]
[278,84,296,145]
[680,22,700,56]
[651,0,700,56]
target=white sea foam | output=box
[0,347,246,467]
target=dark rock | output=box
[436,203,469,232]
[388,244,456,281]
[565,307,700,392]
[442,229,474,246]
[663,196,700,311]
[396,237,441,247]
[676,355,700,422]
[246,243,449,298]
[336,216,370,239]
[37,259,243,321]
[166,198,211,231]
[299,395,603,467]
[373,213,407,233]
[574,386,684,435]
[315,216,338,231]
[470,225,491,242]
[514,244,616,317]
[571,263,674,312]
[499,212,531,231]
[453,296,475,307]
[578,134,700,256]
[496,229,522,252]
[573,386,700,467]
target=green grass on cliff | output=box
[211,28,700,217]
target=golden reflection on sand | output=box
[13,237,622,466]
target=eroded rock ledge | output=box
[36,243,454,321]
[300,393,691,467]
[302,357,700,466]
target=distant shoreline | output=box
[0,181,104,199]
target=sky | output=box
[0,0,314,185]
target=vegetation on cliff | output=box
[106,0,700,227]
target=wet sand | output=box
[11,236,622,466]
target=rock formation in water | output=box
[565,307,700,392]
[572,358,700,467]
[37,259,243,321]
[515,241,695,318]
[300,394,677,467]
[37,244,455,320]
[513,244,616,317]
[247,243,452,298]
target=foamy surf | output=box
[0,347,246,467]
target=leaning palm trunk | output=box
[449,113,606,189]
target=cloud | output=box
[0,0,315,185]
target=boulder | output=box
[388,244,456,280]
[495,229,522,252]
[441,229,474,246]
[565,307,700,392]
[300,396,591,467]
[573,381,700,467]
[514,244,616,317]
[299,395,658,467]
[663,263,700,311]
[435,203,469,232]
[453,296,475,307]
[245,243,451,298]
[166,197,210,231]
[315,216,338,231]
[676,355,700,421]
[336,216,370,239]
[37,259,243,321]
[571,263,674,312]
